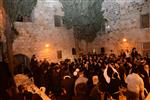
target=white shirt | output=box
[125,73,144,94]
[125,52,130,58]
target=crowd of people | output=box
[1,48,150,100]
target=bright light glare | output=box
[45,44,49,48]
[123,38,127,42]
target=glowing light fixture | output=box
[123,38,127,42]
[45,44,49,48]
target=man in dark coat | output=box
[140,64,150,94]
[108,73,121,99]
[90,75,103,100]
[72,83,91,100]
[131,48,138,61]
[60,75,75,100]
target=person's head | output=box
[18,85,24,93]
[32,54,36,58]
[131,67,137,74]
[132,48,136,52]
[113,73,118,79]
[92,75,99,85]
[126,49,129,52]
[78,71,84,77]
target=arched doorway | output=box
[13,54,31,75]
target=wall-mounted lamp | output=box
[45,44,49,48]
[123,38,127,42]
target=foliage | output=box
[2,0,37,71]
[60,0,105,42]
[4,0,37,23]
[3,0,37,42]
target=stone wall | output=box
[86,0,150,56]
[2,0,150,60]
[13,0,75,62]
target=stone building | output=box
[1,0,150,62]
[13,0,75,62]
[87,0,150,56]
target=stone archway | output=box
[13,54,31,75]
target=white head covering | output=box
[73,71,78,76]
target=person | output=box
[125,68,145,100]
[120,49,126,58]
[15,85,32,100]
[15,85,26,100]
[72,83,91,100]
[51,66,61,96]
[90,75,103,100]
[131,48,138,62]
[108,73,121,99]
[74,71,88,96]
[125,49,131,62]
[109,50,116,58]
[30,55,38,68]
[140,64,150,94]
[60,75,75,100]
